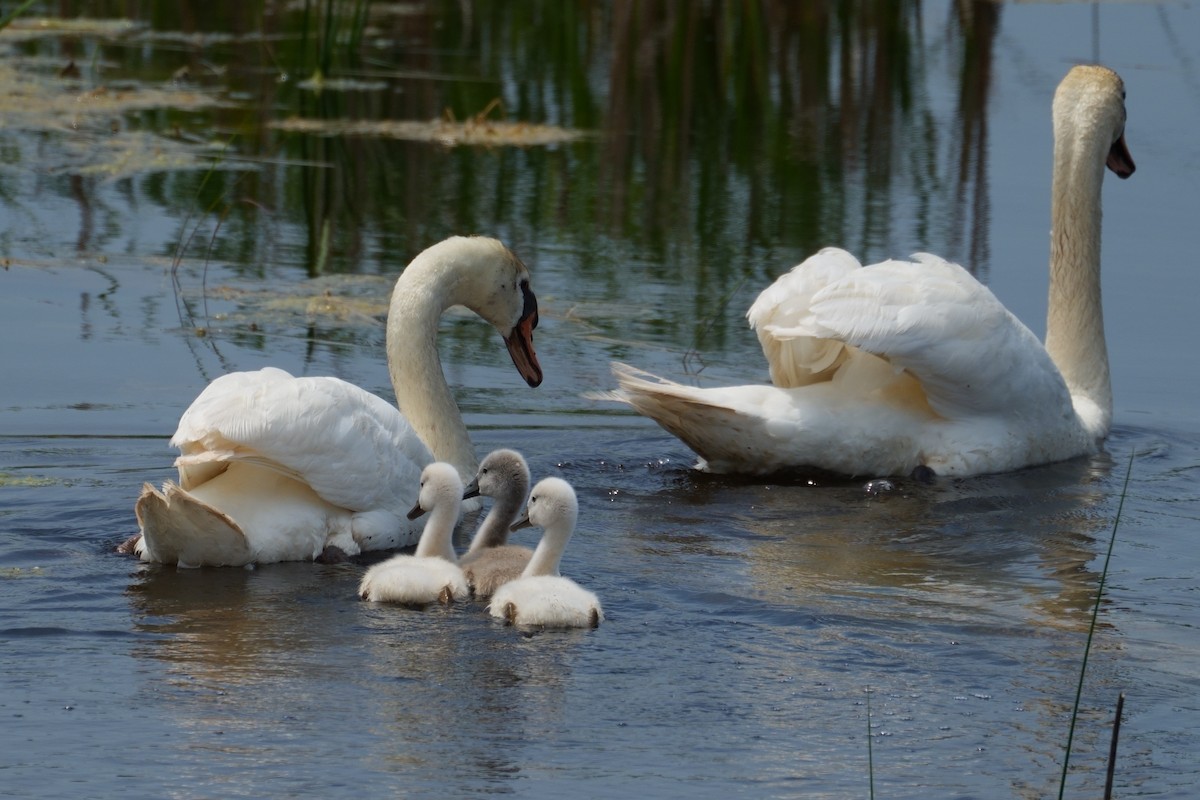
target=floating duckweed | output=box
[0,473,57,488]
[271,116,588,147]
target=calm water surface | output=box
[2,2,1199,798]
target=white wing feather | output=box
[172,367,431,516]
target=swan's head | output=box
[411,235,543,388]
[408,461,465,520]
[1053,65,1135,179]
[511,476,578,535]
[463,448,531,502]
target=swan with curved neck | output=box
[358,462,469,606]
[488,477,603,629]
[130,236,542,567]
[607,65,1134,478]
[459,449,535,597]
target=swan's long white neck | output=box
[386,251,479,478]
[467,491,524,553]
[1044,113,1111,436]
[414,502,460,561]
[523,514,576,578]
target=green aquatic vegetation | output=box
[0,63,221,130]
[0,566,46,579]
[0,0,37,32]
[0,473,56,488]
[0,15,139,40]
[0,57,226,177]
[186,273,395,333]
[271,115,588,147]
[1058,451,1136,799]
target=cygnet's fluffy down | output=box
[459,449,534,597]
[359,462,469,606]
[487,477,602,629]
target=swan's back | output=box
[461,545,532,598]
[489,575,603,628]
[359,555,468,606]
[174,368,432,513]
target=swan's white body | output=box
[359,463,469,606]
[610,65,1134,478]
[133,236,542,566]
[488,477,603,629]
[460,449,534,597]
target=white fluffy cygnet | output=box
[488,477,602,629]
[359,462,469,606]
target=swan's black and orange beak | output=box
[504,280,543,388]
[1106,133,1135,179]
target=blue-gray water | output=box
[2,2,1199,798]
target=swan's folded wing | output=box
[171,368,431,511]
[806,254,1071,417]
[747,247,863,388]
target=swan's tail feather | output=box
[134,481,252,567]
[609,363,762,470]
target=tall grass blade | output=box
[1057,450,1135,799]
[1104,692,1126,800]
[0,0,37,32]
[866,686,875,800]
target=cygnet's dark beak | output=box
[463,476,481,500]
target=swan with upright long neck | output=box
[607,65,1134,478]
[459,448,535,597]
[130,236,542,567]
[488,477,603,629]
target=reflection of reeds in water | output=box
[34,1,1003,351]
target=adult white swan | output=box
[608,65,1135,478]
[130,235,542,567]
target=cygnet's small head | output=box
[408,462,465,520]
[409,236,542,387]
[1053,65,1135,179]
[464,448,531,502]
[511,476,578,533]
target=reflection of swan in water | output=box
[126,563,366,689]
[130,236,543,567]
[127,563,574,791]
[608,66,1134,478]
[614,451,1116,636]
